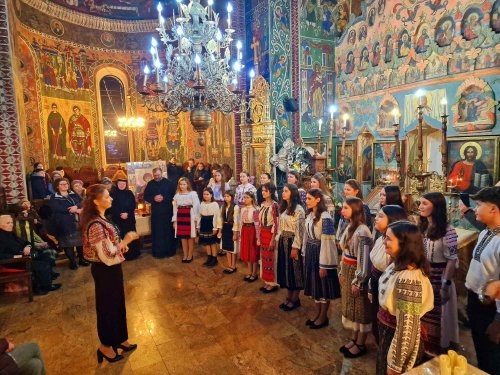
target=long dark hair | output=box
[214,169,227,196]
[381,205,408,226]
[307,188,327,223]
[383,185,404,207]
[262,182,277,202]
[389,221,430,275]
[345,197,366,243]
[287,171,302,188]
[202,187,215,202]
[80,184,107,233]
[221,190,235,222]
[419,192,448,240]
[280,184,301,215]
[345,179,363,199]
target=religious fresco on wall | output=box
[377,95,398,137]
[335,0,499,144]
[269,0,292,147]
[373,142,398,185]
[16,37,45,164]
[299,1,336,140]
[451,78,497,133]
[492,0,500,32]
[42,97,95,169]
[245,0,270,80]
[49,0,158,20]
[447,137,499,193]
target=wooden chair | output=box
[0,257,33,302]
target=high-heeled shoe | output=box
[114,343,138,352]
[97,349,124,363]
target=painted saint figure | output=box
[68,106,91,158]
[308,64,324,118]
[448,144,491,193]
[47,103,67,160]
[416,28,430,53]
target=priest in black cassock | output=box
[143,167,176,258]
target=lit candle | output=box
[249,69,255,91]
[163,75,168,91]
[143,65,150,87]
[329,104,337,120]
[195,54,201,82]
[208,0,213,21]
[416,89,425,107]
[157,2,162,22]
[441,97,448,116]
[392,108,399,124]
[318,119,322,133]
[342,113,349,129]
[236,40,242,60]
[227,3,233,29]
[176,0,182,15]
[154,59,161,84]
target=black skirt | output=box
[221,222,235,252]
[91,262,128,346]
[199,215,219,245]
[304,239,341,301]
[276,231,304,291]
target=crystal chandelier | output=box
[140,0,248,138]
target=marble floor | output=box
[0,247,477,375]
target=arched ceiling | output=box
[46,0,226,20]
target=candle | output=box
[154,59,161,84]
[441,97,448,116]
[143,65,150,87]
[318,119,322,133]
[392,108,399,124]
[208,0,213,21]
[157,2,162,22]
[176,0,182,15]
[195,54,201,83]
[342,113,348,129]
[416,89,425,106]
[227,3,233,29]
[163,75,168,91]
[249,69,255,91]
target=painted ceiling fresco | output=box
[47,0,227,20]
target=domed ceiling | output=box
[46,1,226,20]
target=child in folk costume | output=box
[198,187,221,268]
[217,190,240,274]
[240,191,260,282]
[259,182,280,294]
[302,189,341,329]
[338,197,373,358]
[172,177,200,263]
[276,184,306,311]
[235,171,257,208]
[207,169,230,207]
[369,205,407,344]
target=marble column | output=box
[0,0,26,203]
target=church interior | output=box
[0,0,499,374]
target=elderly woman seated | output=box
[15,200,58,264]
[0,215,61,295]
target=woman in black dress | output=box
[81,184,139,363]
[110,178,140,260]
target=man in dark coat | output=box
[166,157,183,186]
[0,215,61,294]
[143,168,176,258]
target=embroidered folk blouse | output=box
[301,211,338,270]
[206,181,231,201]
[423,225,458,264]
[197,201,221,231]
[234,183,257,208]
[275,205,305,250]
[258,201,279,233]
[339,224,373,288]
[83,216,124,264]
[378,263,434,373]
[172,191,200,238]
[217,205,241,232]
[370,235,391,272]
[239,206,260,239]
